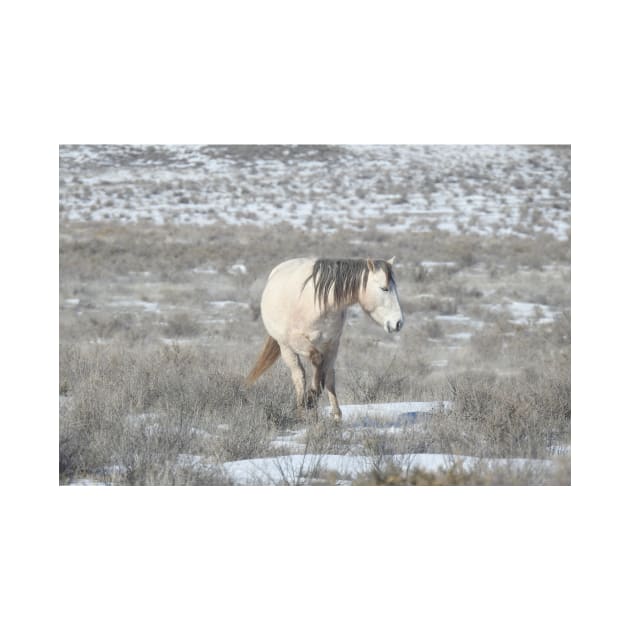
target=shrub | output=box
[432,366,570,459]
[354,457,570,485]
[162,312,202,338]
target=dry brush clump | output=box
[428,363,570,460]
[343,366,411,404]
[59,342,285,484]
[162,312,204,338]
[354,457,570,485]
[359,423,434,478]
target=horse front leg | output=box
[319,341,342,421]
[310,345,342,421]
[306,347,325,410]
[324,365,342,422]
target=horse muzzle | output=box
[386,319,404,333]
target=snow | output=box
[66,478,108,486]
[208,300,249,309]
[420,261,457,268]
[109,299,160,312]
[321,400,451,424]
[487,301,558,324]
[192,265,218,274]
[448,332,473,341]
[229,264,247,275]
[436,314,474,323]
[431,359,449,368]
[218,453,553,486]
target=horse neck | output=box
[320,283,363,312]
[342,285,365,310]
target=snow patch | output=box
[109,299,160,312]
[487,301,557,324]
[323,401,451,424]
[218,453,554,485]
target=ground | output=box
[59,144,570,485]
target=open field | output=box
[59,145,570,485]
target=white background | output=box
[3,1,628,628]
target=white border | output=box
[7,1,627,627]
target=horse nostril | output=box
[396,319,403,332]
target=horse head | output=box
[360,257,404,333]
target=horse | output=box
[246,257,404,420]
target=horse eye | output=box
[381,287,389,292]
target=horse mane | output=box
[303,258,393,311]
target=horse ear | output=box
[387,256,396,266]
[367,258,375,272]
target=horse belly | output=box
[284,301,345,356]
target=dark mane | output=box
[303,258,393,311]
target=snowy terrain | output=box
[60,145,570,485]
[218,401,564,485]
[216,452,553,486]
[67,401,561,486]
[183,402,557,486]
[59,144,570,239]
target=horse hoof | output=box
[305,389,319,409]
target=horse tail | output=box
[245,336,281,384]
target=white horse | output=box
[246,257,403,420]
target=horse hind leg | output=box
[279,344,306,412]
